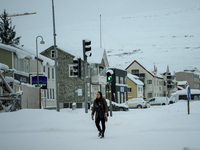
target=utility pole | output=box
[51,0,59,112]
[109,82,112,117]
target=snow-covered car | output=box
[125,98,150,109]
[169,89,200,103]
[106,99,129,111]
[91,99,129,111]
[148,97,169,105]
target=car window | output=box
[149,98,155,102]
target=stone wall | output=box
[41,47,85,106]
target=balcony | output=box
[91,75,106,85]
[167,84,174,89]
[167,75,174,80]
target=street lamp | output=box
[36,36,45,87]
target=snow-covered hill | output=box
[1,0,200,73]
[103,7,200,73]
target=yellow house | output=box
[127,73,144,99]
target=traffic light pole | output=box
[83,40,88,113]
[109,82,112,117]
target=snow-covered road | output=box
[0,101,200,150]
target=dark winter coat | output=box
[91,98,108,121]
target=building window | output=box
[52,89,55,99]
[48,67,50,79]
[124,92,127,102]
[120,77,123,84]
[147,93,153,98]
[43,66,45,73]
[23,59,29,73]
[52,68,54,79]
[50,89,52,99]
[15,56,21,71]
[132,69,139,75]
[124,76,127,84]
[147,80,152,84]
[138,87,140,91]
[69,65,76,77]
[44,90,46,98]
[47,88,49,99]
[116,76,119,84]
[51,50,55,59]
[15,55,18,70]
[128,87,132,93]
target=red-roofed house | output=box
[125,60,166,100]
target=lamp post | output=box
[36,36,45,87]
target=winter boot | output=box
[98,131,102,137]
[100,133,104,139]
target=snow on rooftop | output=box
[177,81,187,85]
[0,43,55,66]
[0,43,35,59]
[87,48,105,64]
[39,54,55,66]
[127,73,144,86]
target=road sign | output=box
[186,85,191,100]
[186,85,191,115]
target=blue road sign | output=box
[187,85,191,100]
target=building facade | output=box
[40,46,109,108]
[127,73,144,99]
[108,68,128,103]
[0,43,56,107]
[126,60,165,100]
[175,71,200,89]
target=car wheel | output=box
[119,108,124,111]
[137,105,142,109]
[162,103,165,105]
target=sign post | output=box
[186,85,191,115]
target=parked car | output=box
[169,89,200,103]
[106,99,129,111]
[125,98,150,109]
[148,97,169,105]
[91,99,129,111]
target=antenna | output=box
[100,14,102,48]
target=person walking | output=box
[91,91,108,138]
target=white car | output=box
[125,98,149,109]
[148,97,169,105]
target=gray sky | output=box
[1,0,199,50]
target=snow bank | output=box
[0,101,200,150]
[0,63,9,71]
[0,77,20,85]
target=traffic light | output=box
[107,72,112,82]
[73,58,81,78]
[106,69,114,82]
[83,39,92,57]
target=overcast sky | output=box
[1,0,200,51]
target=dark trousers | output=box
[95,117,106,135]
